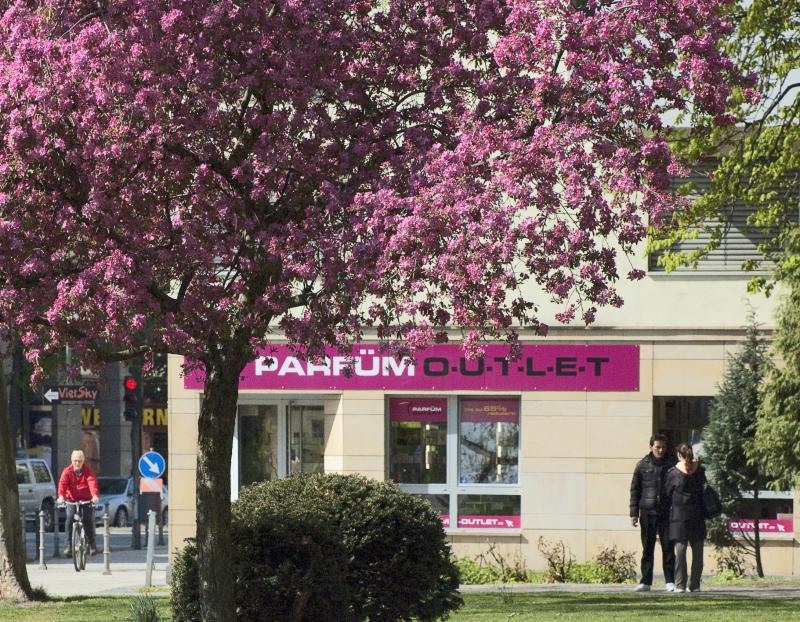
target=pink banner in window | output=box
[389,398,448,423]
[460,398,519,424]
[183,344,639,391]
[727,519,793,534]
[440,514,520,529]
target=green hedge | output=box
[172,474,462,622]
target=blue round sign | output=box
[138,451,166,479]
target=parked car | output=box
[96,476,168,527]
[15,458,57,531]
[96,476,134,527]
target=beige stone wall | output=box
[166,335,799,575]
[167,354,200,556]
[324,393,384,480]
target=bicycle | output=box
[59,500,95,572]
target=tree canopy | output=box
[754,282,800,489]
[0,0,743,372]
[649,0,799,290]
[0,1,744,618]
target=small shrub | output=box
[130,594,160,622]
[537,537,574,583]
[593,545,637,583]
[536,541,636,584]
[715,545,749,578]
[455,545,533,585]
[479,544,529,583]
[454,557,504,584]
[569,561,609,583]
[170,541,200,622]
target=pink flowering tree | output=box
[0,0,741,616]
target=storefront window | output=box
[388,398,447,484]
[654,396,711,449]
[289,403,325,475]
[459,398,519,484]
[388,395,521,531]
[457,494,521,529]
[239,405,279,485]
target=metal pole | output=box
[102,512,111,575]
[145,510,155,587]
[53,504,60,558]
[157,506,164,546]
[38,511,46,569]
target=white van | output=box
[15,458,57,531]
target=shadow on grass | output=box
[460,592,800,619]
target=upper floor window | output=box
[648,167,775,274]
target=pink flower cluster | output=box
[0,0,744,371]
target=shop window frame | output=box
[231,395,326,500]
[386,394,522,533]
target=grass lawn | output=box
[0,596,172,621]
[1,592,799,621]
[452,592,800,622]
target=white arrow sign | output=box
[44,389,59,403]
[141,454,161,475]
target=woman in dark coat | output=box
[665,443,707,592]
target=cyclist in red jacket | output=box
[57,450,100,556]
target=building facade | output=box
[166,265,800,575]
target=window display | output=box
[388,398,447,484]
[388,395,522,530]
[459,398,519,484]
[239,405,279,485]
[289,403,325,475]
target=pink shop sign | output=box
[727,519,793,535]
[183,344,639,391]
[440,515,520,529]
[389,398,448,423]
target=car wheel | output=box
[114,506,129,528]
[41,499,55,532]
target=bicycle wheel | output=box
[71,521,82,572]
[79,529,86,570]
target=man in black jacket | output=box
[629,434,677,592]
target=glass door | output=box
[238,404,280,486]
[288,403,325,475]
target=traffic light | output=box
[123,375,139,421]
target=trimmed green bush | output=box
[171,483,350,622]
[171,473,461,622]
[243,474,462,622]
[171,541,200,622]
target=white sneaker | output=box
[634,584,651,592]
[665,582,675,592]
[689,587,701,593]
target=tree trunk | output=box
[195,344,249,622]
[753,488,764,577]
[0,364,33,602]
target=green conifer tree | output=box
[703,312,771,577]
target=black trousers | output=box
[65,503,96,548]
[639,513,675,585]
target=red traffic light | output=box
[123,376,138,391]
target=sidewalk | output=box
[23,529,800,600]
[24,528,170,597]
[460,582,800,599]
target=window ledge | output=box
[446,529,522,537]
[730,534,795,542]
